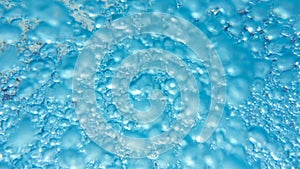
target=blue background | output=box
[0,0,299,168]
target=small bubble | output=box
[147,150,159,160]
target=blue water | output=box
[0,0,299,168]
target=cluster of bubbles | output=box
[0,0,299,168]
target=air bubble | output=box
[276,53,298,71]
[0,24,22,43]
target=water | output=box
[0,0,299,168]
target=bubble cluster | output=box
[73,13,226,158]
[0,0,299,168]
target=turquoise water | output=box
[0,0,299,168]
